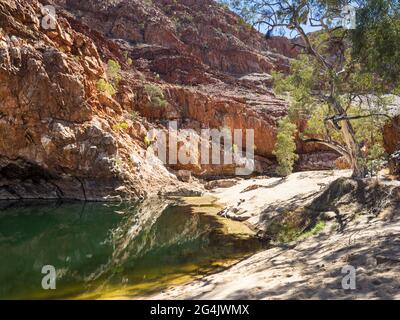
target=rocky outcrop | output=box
[51,0,295,161]
[0,0,201,200]
[57,0,295,77]
[0,0,340,200]
[50,0,336,173]
[49,0,309,173]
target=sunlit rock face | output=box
[53,0,294,164]
[0,0,207,200]
[59,0,296,75]
[54,0,332,167]
[0,0,342,200]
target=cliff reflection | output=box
[0,198,264,299]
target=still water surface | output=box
[0,198,265,299]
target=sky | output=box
[255,23,322,39]
[219,0,358,39]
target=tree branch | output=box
[302,138,351,161]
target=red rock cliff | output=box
[0,0,337,200]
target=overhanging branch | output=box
[324,113,399,130]
[302,137,351,162]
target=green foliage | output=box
[222,0,399,178]
[268,221,302,243]
[350,101,389,172]
[113,122,129,130]
[232,144,238,154]
[267,216,326,243]
[218,2,230,10]
[172,14,194,31]
[96,59,122,96]
[271,32,390,174]
[218,0,259,26]
[364,143,386,177]
[144,84,167,108]
[96,79,116,96]
[123,52,133,66]
[114,158,123,168]
[273,117,298,177]
[131,111,139,121]
[304,104,340,142]
[352,0,400,89]
[350,103,388,144]
[144,136,153,146]
[107,59,122,85]
[304,105,328,137]
[298,220,326,240]
[223,0,400,94]
[271,71,286,96]
[272,55,319,120]
[304,101,389,165]
[237,17,252,30]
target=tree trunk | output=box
[340,119,367,178]
[328,97,368,178]
[295,25,368,179]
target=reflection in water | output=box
[0,198,265,299]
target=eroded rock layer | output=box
[0,0,340,200]
[0,0,203,200]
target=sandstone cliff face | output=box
[0,0,338,200]
[59,0,296,77]
[53,0,293,158]
[0,0,202,200]
[52,0,332,166]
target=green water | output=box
[0,198,264,299]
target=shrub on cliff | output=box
[96,59,122,97]
[123,51,133,66]
[96,79,116,96]
[144,84,167,107]
[112,122,129,130]
[107,59,122,85]
[273,117,298,177]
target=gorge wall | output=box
[0,0,201,200]
[0,0,340,201]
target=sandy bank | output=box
[211,170,351,229]
[150,171,400,300]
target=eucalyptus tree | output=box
[222,0,400,178]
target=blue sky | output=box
[220,0,359,38]
[256,23,322,39]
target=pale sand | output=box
[153,214,400,299]
[212,170,352,227]
[151,170,400,300]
